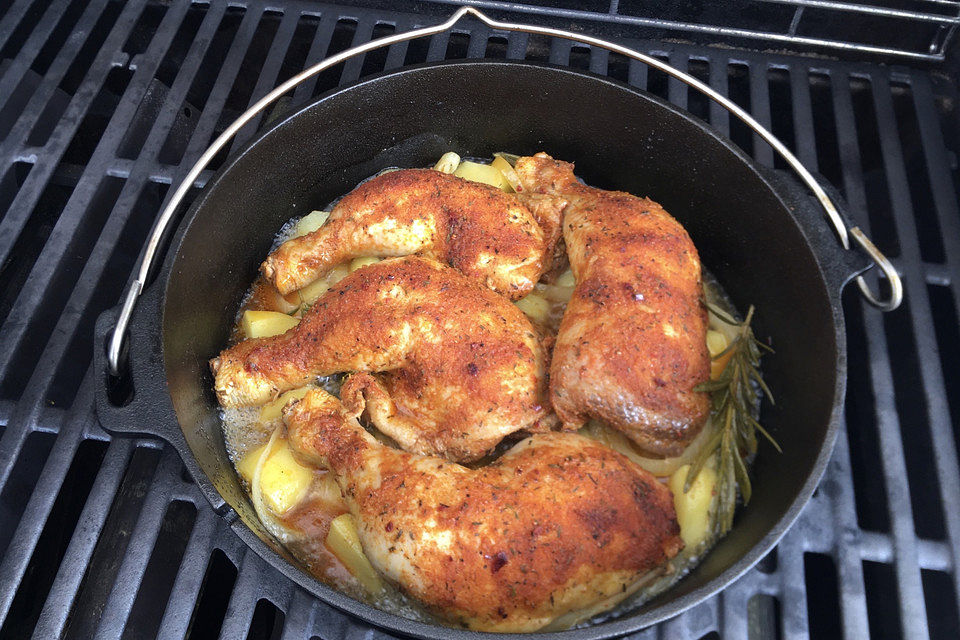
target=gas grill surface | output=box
[0,1,959,638]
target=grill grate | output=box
[1,1,959,638]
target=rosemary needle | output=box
[687,302,779,539]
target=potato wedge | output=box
[491,155,523,192]
[349,256,381,272]
[294,210,330,238]
[327,514,384,594]
[239,437,314,515]
[433,151,461,174]
[259,385,314,423]
[454,160,513,192]
[515,293,551,325]
[241,310,299,339]
[706,329,733,379]
[556,269,575,288]
[669,463,717,548]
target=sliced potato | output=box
[669,463,717,548]
[556,269,576,288]
[241,310,299,339]
[706,329,733,379]
[433,151,461,174]
[326,263,349,285]
[491,155,523,192]
[239,437,314,515]
[294,210,330,238]
[236,441,266,484]
[454,160,513,192]
[515,293,551,325]
[327,514,384,594]
[297,278,330,306]
[349,256,381,272]
[538,283,574,304]
[259,385,314,423]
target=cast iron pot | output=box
[93,60,871,639]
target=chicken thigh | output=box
[515,153,710,457]
[286,388,683,632]
[212,257,548,461]
[262,169,557,300]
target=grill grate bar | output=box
[0,0,162,394]
[0,0,38,53]
[92,447,180,638]
[291,14,341,102]
[216,552,272,639]
[872,70,960,624]
[0,0,139,269]
[0,0,87,117]
[852,73,931,639]
[230,9,306,155]
[154,509,223,638]
[828,72,884,639]
[31,435,139,639]
[0,388,95,621]
[827,429,873,638]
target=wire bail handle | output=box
[106,5,903,376]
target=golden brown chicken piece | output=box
[261,169,556,300]
[286,388,683,632]
[212,257,548,461]
[515,153,710,457]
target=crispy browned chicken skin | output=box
[261,169,556,299]
[212,257,548,461]
[286,388,683,632]
[516,153,710,456]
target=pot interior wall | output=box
[162,62,838,625]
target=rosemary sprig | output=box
[687,302,779,539]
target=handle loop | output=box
[107,5,902,375]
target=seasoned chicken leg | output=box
[516,153,710,457]
[262,169,556,300]
[212,257,548,461]
[286,388,683,632]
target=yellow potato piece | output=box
[241,310,299,339]
[669,464,717,548]
[297,278,330,306]
[236,441,267,484]
[491,155,523,192]
[294,210,330,238]
[326,263,349,285]
[259,386,314,423]
[706,329,733,379]
[327,514,384,595]
[556,269,576,288]
[515,293,551,325]
[538,283,574,303]
[238,438,314,515]
[349,256,381,272]
[454,160,513,192]
[433,151,461,174]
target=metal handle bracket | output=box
[106,5,903,375]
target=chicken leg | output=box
[212,256,549,461]
[262,169,558,300]
[515,153,710,457]
[286,388,683,632]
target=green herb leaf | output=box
[685,304,778,540]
